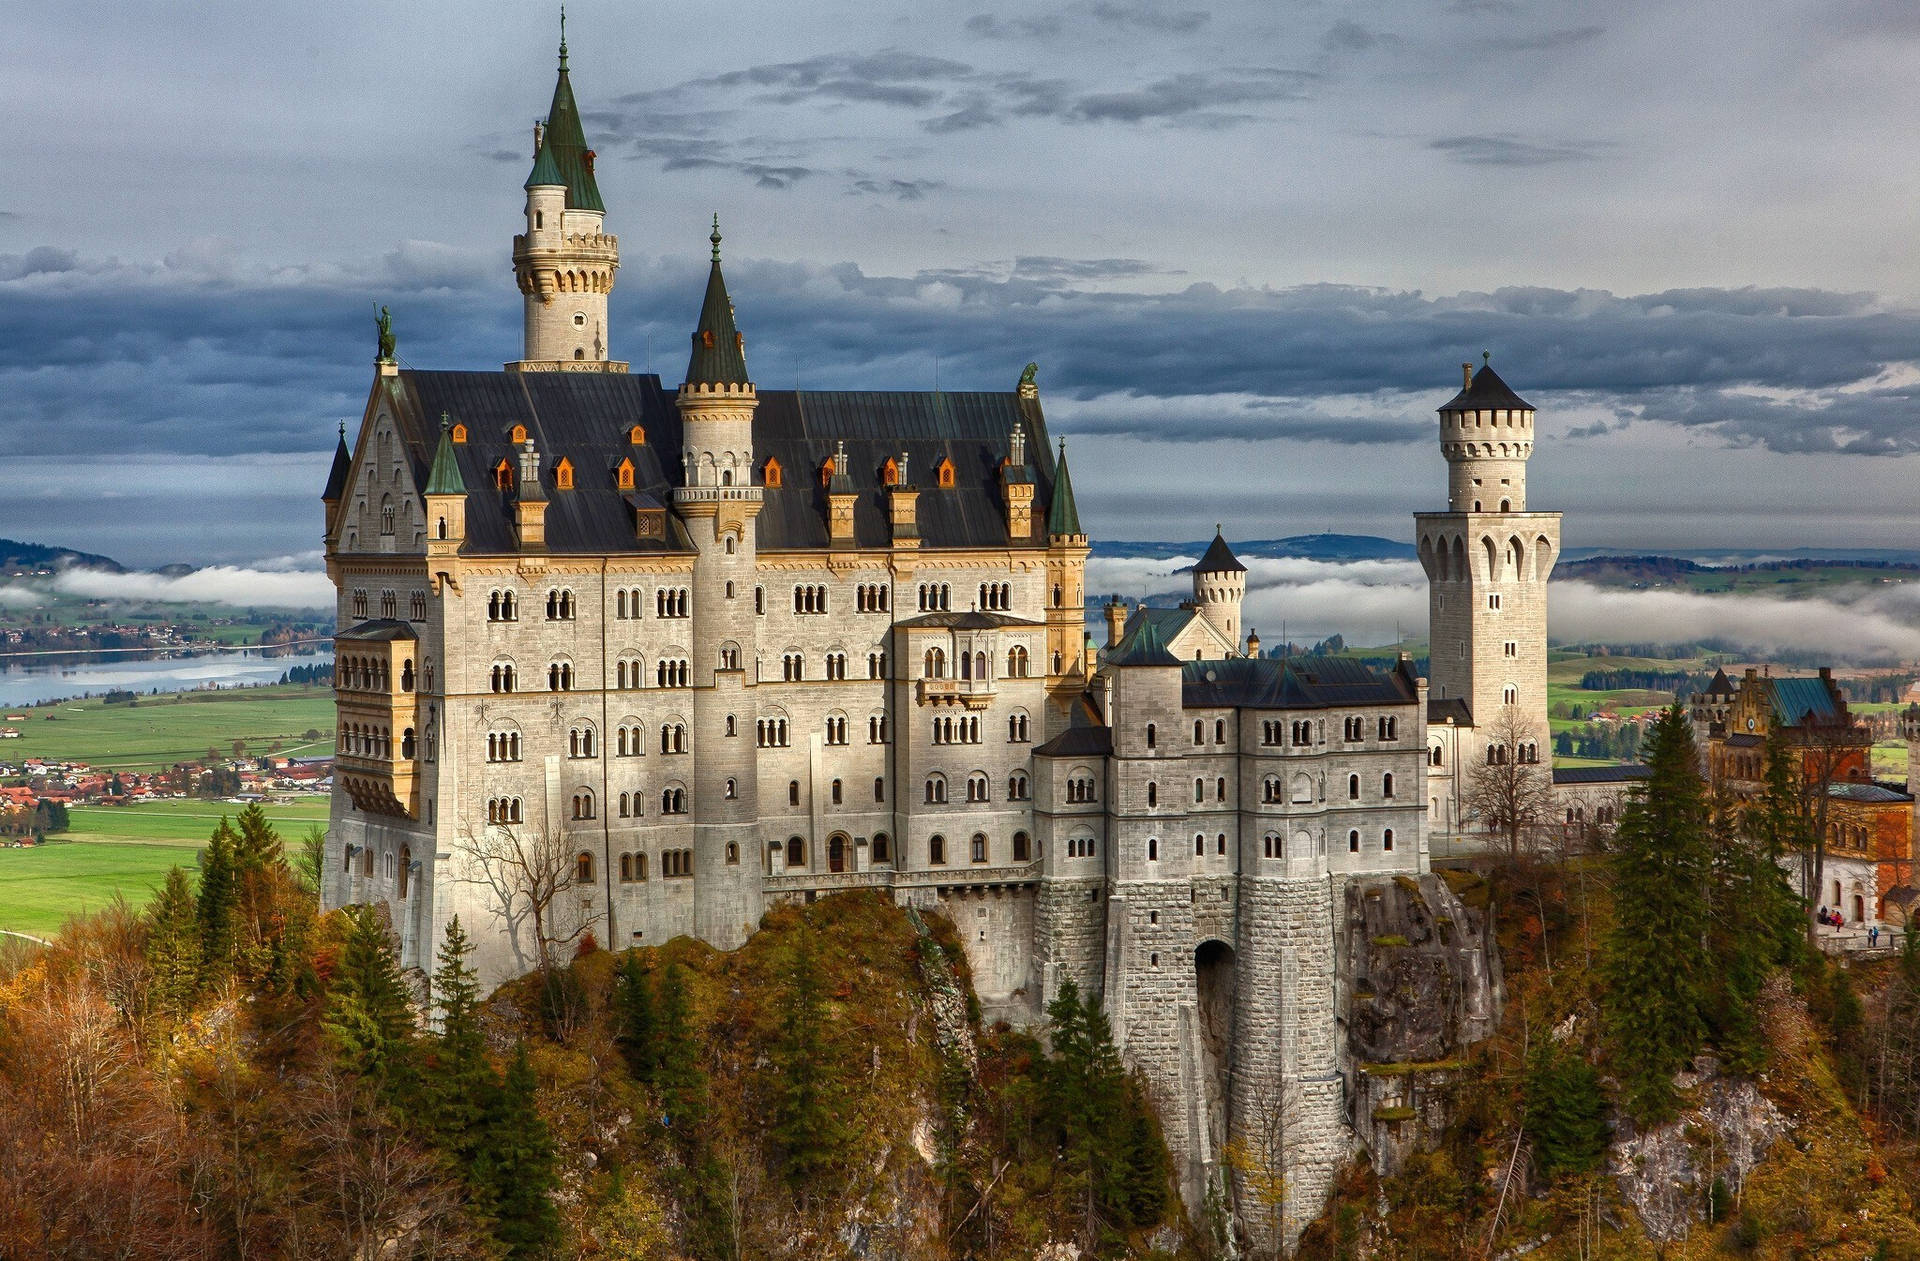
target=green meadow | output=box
[1,684,335,772]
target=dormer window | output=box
[616,457,634,490]
[820,455,836,487]
[763,457,783,488]
[882,456,899,486]
[493,459,512,491]
[554,458,574,490]
[935,457,955,489]
[510,424,528,445]
[629,425,646,445]
[449,423,467,444]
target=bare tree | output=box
[1225,1070,1289,1259]
[452,819,587,977]
[1462,709,1555,861]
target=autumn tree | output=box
[323,903,416,1095]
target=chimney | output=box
[1009,423,1027,469]
[1462,362,1473,391]
[1104,596,1128,648]
[514,440,548,551]
[888,451,919,547]
[1246,628,1261,658]
[827,438,857,547]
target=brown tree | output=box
[1461,709,1555,861]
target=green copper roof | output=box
[524,39,604,212]
[1110,616,1179,667]
[685,217,751,387]
[425,414,467,495]
[322,422,352,501]
[1047,439,1082,537]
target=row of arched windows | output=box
[794,585,829,614]
[1486,742,1540,765]
[856,584,890,612]
[932,715,981,745]
[978,582,1011,610]
[545,589,576,620]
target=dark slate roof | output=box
[374,371,1066,556]
[1180,656,1418,710]
[1725,733,1765,748]
[1768,676,1843,727]
[1427,697,1473,726]
[1828,781,1911,804]
[1551,764,1652,785]
[1032,725,1113,758]
[526,47,603,212]
[1047,441,1082,536]
[1705,667,1736,696]
[1123,606,1199,642]
[338,618,418,643]
[1194,529,1246,574]
[895,610,1043,630]
[686,222,750,387]
[323,424,352,501]
[1439,362,1532,412]
[1110,617,1181,667]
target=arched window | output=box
[1147,837,1159,862]
[930,834,947,865]
[1013,831,1030,861]
[1382,772,1395,798]
[1349,829,1360,853]
[1383,828,1395,852]
[1145,723,1156,749]
[571,791,596,820]
[925,774,948,804]
[1349,774,1360,800]
[575,851,594,881]
[1147,782,1158,807]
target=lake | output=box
[0,648,333,708]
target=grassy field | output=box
[3,684,335,771]
[0,840,202,938]
[0,799,329,937]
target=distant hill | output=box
[0,538,124,576]
[1093,533,1417,562]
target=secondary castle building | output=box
[322,34,1540,1246]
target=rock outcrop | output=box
[1340,873,1503,1177]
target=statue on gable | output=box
[1019,362,1039,390]
[376,306,396,363]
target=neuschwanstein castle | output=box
[322,34,1561,1241]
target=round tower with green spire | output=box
[510,15,624,372]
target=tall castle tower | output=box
[510,20,624,372]
[1415,358,1560,745]
[675,218,764,948]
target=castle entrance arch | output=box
[828,832,849,874]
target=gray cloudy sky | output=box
[6,0,1920,566]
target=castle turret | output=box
[673,217,763,948]
[423,414,468,561]
[1104,595,1128,649]
[1043,431,1090,717]
[509,19,623,372]
[1191,526,1247,650]
[322,421,351,538]
[1415,356,1560,739]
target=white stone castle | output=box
[322,35,1559,1243]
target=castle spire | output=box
[425,413,467,495]
[685,216,750,387]
[523,15,602,212]
[323,421,352,504]
[1047,438,1082,538]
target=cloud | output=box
[1490,25,1606,52]
[1086,3,1209,34]
[50,565,334,609]
[965,13,1063,39]
[1323,20,1394,53]
[849,177,944,200]
[1066,69,1315,124]
[1429,134,1612,166]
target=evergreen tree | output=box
[195,817,240,981]
[653,963,706,1135]
[769,930,846,1195]
[322,903,416,1092]
[1117,1074,1172,1227]
[478,1042,561,1259]
[144,865,202,1020]
[1602,705,1712,1122]
[425,917,497,1158]
[1523,1039,1609,1179]
[612,953,656,1085]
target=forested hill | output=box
[0,537,123,575]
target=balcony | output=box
[917,677,998,709]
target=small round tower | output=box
[1192,526,1247,650]
[1440,353,1533,513]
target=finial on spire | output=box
[710,213,722,262]
[558,5,568,67]
[338,420,346,439]
[1483,349,1491,364]
[1216,523,1223,536]
[440,411,452,432]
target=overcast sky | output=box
[7,0,1920,567]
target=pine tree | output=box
[1523,1039,1608,1179]
[195,817,240,982]
[322,903,416,1092]
[144,865,202,1020]
[769,930,845,1195]
[478,1042,561,1259]
[613,953,656,1085]
[1602,705,1712,1122]
[425,916,496,1159]
[653,963,706,1135]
